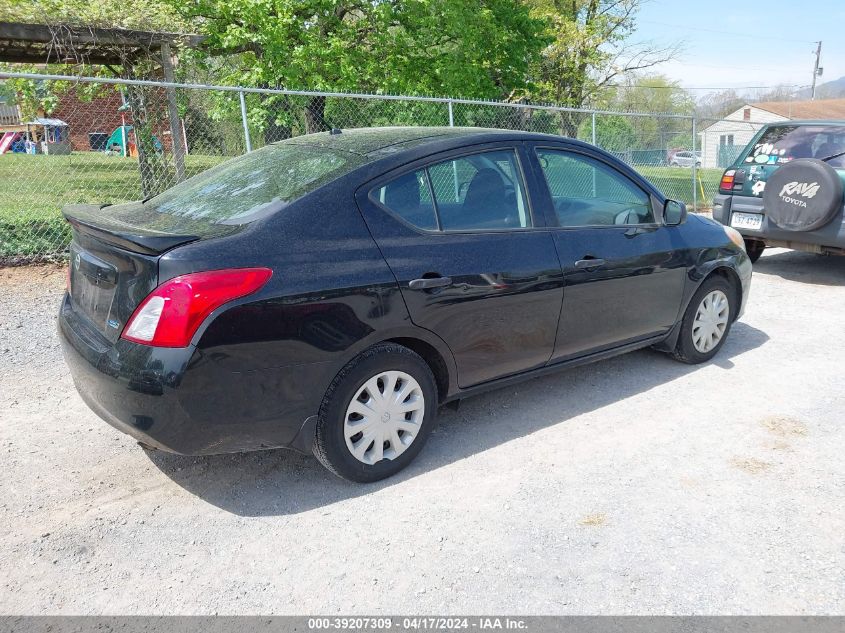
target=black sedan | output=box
[59,127,752,482]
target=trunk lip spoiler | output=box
[62,204,200,256]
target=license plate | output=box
[731,212,763,230]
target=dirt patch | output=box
[579,513,607,527]
[761,415,808,438]
[730,457,772,474]
[0,263,65,290]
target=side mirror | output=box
[664,199,687,226]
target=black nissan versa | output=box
[59,127,752,482]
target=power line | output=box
[608,84,810,91]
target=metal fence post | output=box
[239,90,252,153]
[160,43,186,182]
[591,112,596,145]
[447,100,454,127]
[692,116,698,211]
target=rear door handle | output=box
[574,258,606,270]
[409,276,453,290]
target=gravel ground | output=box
[1,249,843,615]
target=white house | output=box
[698,99,845,168]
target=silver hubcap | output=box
[692,290,730,353]
[344,370,425,465]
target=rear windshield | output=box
[149,144,363,224]
[743,124,845,168]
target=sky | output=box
[629,0,845,96]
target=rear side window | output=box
[744,125,845,168]
[536,149,654,226]
[375,170,438,230]
[374,149,531,231]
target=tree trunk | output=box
[304,96,329,134]
[261,92,292,144]
[125,84,173,198]
[558,110,584,139]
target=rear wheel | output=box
[744,238,765,263]
[314,343,438,482]
[672,277,736,364]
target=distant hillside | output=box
[797,76,845,99]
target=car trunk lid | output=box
[64,204,200,343]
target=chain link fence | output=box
[0,72,767,263]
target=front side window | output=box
[374,149,531,231]
[536,149,654,227]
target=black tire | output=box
[314,343,438,482]
[762,158,844,231]
[672,276,736,364]
[744,238,765,263]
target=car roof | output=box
[274,126,664,201]
[278,126,569,157]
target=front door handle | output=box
[409,276,453,290]
[574,258,606,270]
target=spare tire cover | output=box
[762,158,843,231]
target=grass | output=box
[0,152,227,259]
[637,166,723,208]
[0,151,724,260]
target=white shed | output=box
[698,105,787,169]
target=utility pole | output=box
[811,41,822,100]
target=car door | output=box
[529,145,687,363]
[356,144,564,388]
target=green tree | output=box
[612,74,694,149]
[0,0,184,30]
[577,114,635,151]
[170,0,547,133]
[527,0,679,134]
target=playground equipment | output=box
[105,125,164,158]
[106,124,137,157]
[103,125,163,157]
[0,131,21,154]
[0,118,70,155]
[29,117,70,155]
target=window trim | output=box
[367,146,539,235]
[532,145,663,230]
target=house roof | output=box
[751,98,845,120]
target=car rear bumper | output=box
[59,293,327,455]
[713,194,845,252]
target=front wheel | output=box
[314,343,438,482]
[672,277,736,364]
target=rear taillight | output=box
[121,268,272,347]
[719,169,736,192]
